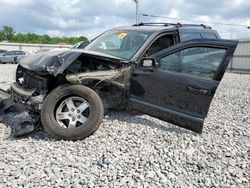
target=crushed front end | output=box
[0,49,132,137]
[0,65,50,136]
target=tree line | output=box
[0,26,88,45]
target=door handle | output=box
[187,86,209,95]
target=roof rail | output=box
[133,22,212,29]
[181,24,212,29]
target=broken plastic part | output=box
[0,89,14,122]
[0,88,39,137]
[11,112,35,137]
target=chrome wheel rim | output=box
[55,96,90,129]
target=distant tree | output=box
[12,33,24,43]
[40,35,51,44]
[79,36,88,41]
[2,26,16,41]
[1,25,88,44]
[0,31,5,41]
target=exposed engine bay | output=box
[15,50,132,99]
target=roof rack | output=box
[133,22,212,29]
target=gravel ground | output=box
[0,64,249,188]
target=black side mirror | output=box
[139,58,156,70]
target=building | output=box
[228,39,250,73]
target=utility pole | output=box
[132,0,139,24]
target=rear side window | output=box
[180,33,202,42]
[158,47,227,80]
[16,51,25,55]
[202,33,217,39]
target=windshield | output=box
[85,30,153,60]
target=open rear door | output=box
[129,39,238,133]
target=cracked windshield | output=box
[85,30,153,60]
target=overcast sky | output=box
[0,0,250,40]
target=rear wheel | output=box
[41,85,104,140]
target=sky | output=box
[0,0,250,40]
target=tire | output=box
[41,84,104,140]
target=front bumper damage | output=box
[0,89,14,121]
[0,84,42,136]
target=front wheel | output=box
[41,85,104,140]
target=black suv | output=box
[0,23,237,140]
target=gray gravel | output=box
[0,64,249,187]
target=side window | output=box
[159,47,227,79]
[180,33,202,42]
[16,51,25,55]
[145,35,175,56]
[201,33,217,39]
[5,52,13,56]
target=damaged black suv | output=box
[0,23,237,140]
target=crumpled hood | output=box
[19,49,126,76]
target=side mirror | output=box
[140,58,156,70]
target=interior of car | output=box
[145,35,175,56]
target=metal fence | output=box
[228,39,250,73]
[0,42,71,53]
